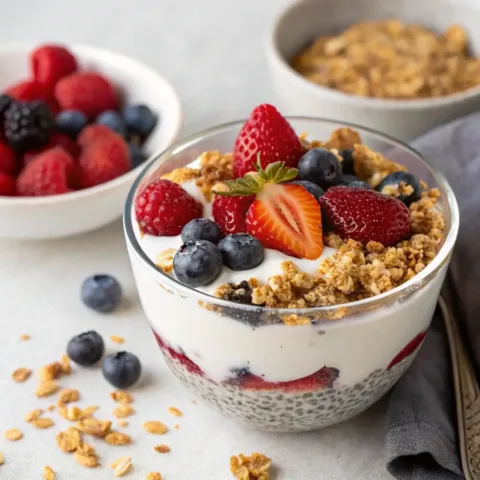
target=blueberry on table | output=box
[173,240,223,287]
[219,234,264,271]
[67,331,105,366]
[181,218,221,244]
[339,148,355,175]
[298,148,342,189]
[123,104,157,137]
[339,174,372,189]
[290,180,324,201]
[129,142,146,169]
[96,110,127,137]
[56,110,87,137]
[102,351,141,389]
[81,274,122,313]
[376,171,422,205]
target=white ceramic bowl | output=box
[266,0,480,141]
[0,43,182,240]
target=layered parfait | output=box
[127,104,450,431]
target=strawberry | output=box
[233,366,339,392]
[6,80,60,114]
[77,124,117,147]
[0,141,17,176]
[319,186,411,246]
[215,162,323,259]
[23,132,80,166]
[212,194,254,236]
[30,44,78,91]
[17,147,77,196]
[135,179,203,236]
[55,72,119,119]
[388,330,428,369]
[233,104,304,178]
[78,133,130,188]
[0,173,16,196]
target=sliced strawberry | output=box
[233,104,304,178]
[212,194,255,236]
[247,183,323,259]
[387,330,428,369]
[233,366,339,392]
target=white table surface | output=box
[0,0,392,478]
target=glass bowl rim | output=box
[123,117,460,324]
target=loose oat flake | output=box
[230,453,272,480]
[112,456,132,477]
[56,427,82,452]
[38,362,63,382]
[168,406,183,417]
[43,466,55,480]
[113,404,135,418]
[36,380,59,397]
[105,431,132,446]
[111,390,134,404]
[5,429,23,441]
[154,444,170,454]
[146,473,162,480]
[19,334,31,341]
[12,367,32,383]
[59,388,80,403]
[111,335,125,344]
[143,421,168,435]
[24,409,43,423]
[31,418,54,429]
[74,444,99,468]
[76,418,112,437]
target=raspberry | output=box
[135,179,203,236]
[212,194,254,236]
[31,44,78,91]
[55,72,119,119]
[6,80,60,114]
[17,147,77,196]
[77,124,117,147]
[0,173,16,196]
[78,134,130,188]
[0,141,17,176]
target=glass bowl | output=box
[124,118,459,432]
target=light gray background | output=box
[0,1,391,478]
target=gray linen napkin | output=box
[386,113,480,479]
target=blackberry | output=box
[0,94,13,119]
[4,100,54,151]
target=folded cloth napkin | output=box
[386,113,480,480]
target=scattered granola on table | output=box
[292,20,480,99]
[230,453,272,480]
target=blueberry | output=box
[123,104,157,137]
[67,331,105,366]
[173,240,223,287]
[377,171,422,205]
[181,218,221,244]
[340,174,372,189]
[102,351,141,389]
[219,234,264,271]
[290,180,324,201]
[340,149,355,175]
[298,148,342,189]
[81,275,122,313]
[96,110,126,136]
[129,143,146,169]
[56,110,87,137]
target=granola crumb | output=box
[74,443,99,468]
[81,406,99,418]
[146,473,162,480]
[0,452,3,465]
[196,151,234,201]
[76,418,112,437]
[174,424,180,430]
[112,456,132,477]
[59,388,80,404]
[105,431,132,446]
[24,409,44,423]
[110,335,125,344]
[143,421,168,435]
[38,362,63,382]
[161,167,200,184]
[36,380,60,397]
[168,406,183,417]
[154,444,170,454]
[43,466,55,480]
[113,404,135,418]
[12,367,32,383]
[155,248,177,273]
[5,429,23,441]
[31,418,54,429]
[60,354,71,375]
[47,404,55,411]
[56,427,82,452]
[230,453,272,480]
[118,420,129,427]
[111,390,134,404]
[19,334,31,341]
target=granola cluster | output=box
[292,19,480,99]
[230,452,272,480]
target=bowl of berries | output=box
[124,104,458,432]
[0,43,182,239]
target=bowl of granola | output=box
[265,0,480,141]
[124,104,459,432]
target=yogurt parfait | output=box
[124,105,458,432]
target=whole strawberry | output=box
[77,124,118,147]
[135,179,203,236]
[78,134,130,188]
[233,104,304,178]
[55,72,119,119]
[17,147,77,196]
[319,186,411,246]
[6,80,60,114]
[212,194,254,236]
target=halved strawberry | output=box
[387,330,428,369]
[233,104,304,178]
[214,162,323,260]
